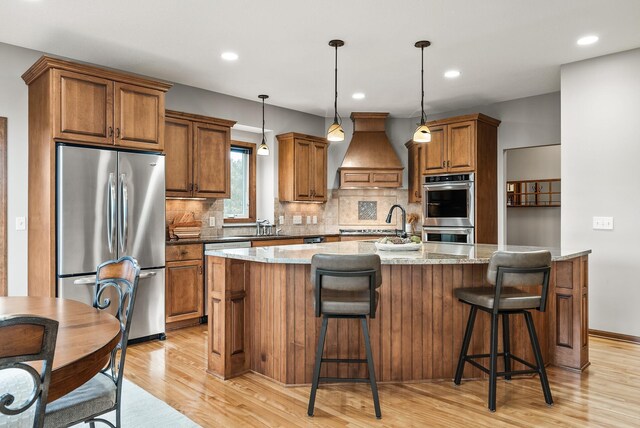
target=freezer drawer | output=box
[58,268,165,341]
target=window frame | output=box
[224,140,256,223]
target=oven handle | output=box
[424,182,472,191]
[423,227,473,235]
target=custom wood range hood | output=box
[339,112,403,188]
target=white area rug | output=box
[83,379,201,428]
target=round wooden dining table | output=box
[0,296,121,403]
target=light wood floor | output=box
[125,325,640,427]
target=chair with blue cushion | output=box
[0,315,58,428]
[44,256,140,428]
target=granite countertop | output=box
[166,233,341,246]
[204,241,592,265]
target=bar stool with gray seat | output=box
[307,254,382,419]
[453,250,553,412]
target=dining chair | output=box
[44,256,140,428]
[0,315,59,428]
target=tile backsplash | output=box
[166,188,422,238]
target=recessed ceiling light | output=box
[577,35,599,46]
[444,70,461,79]
[221,52,239,61]
[352,92,365,100]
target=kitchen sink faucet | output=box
[256,219,270,236]
[386,204,408,238]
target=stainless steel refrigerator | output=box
[56,144,166,341]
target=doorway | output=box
[505,145,561,247]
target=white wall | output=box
[427,92,561,244]
[325,115,416,189]
[0,43,42,296]
[561,48,640,336]
[506,145,561,247]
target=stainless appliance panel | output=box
[57,146,118,275]
[57,268,165,340]
[423,227,474,244]
[117,152,165,268]
[423,175,475,227]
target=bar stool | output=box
[307,254,382,419]
[453,250,553,412]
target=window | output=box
[224,141,256,223]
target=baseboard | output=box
[590,329,640,344]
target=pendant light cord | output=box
[334,43,340,124]
[262,97,265,140]
[420,45,426,125]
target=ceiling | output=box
[2,0,640,118]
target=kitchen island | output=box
[204,241,590,384]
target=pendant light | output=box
[257,94,270,156]
[327,39,345,142]
[413,40,432,143]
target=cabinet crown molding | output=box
[22,55,173,92]
[165,110,237,128]
[426,113,501,127]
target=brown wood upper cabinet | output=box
[164,110,237,198]
[277,133,329,202]
[49,66,167,151]
[415,114,501,176]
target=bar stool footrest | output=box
[464,353,540,378]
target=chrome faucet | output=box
[256,219,269,236]
[386,204,407,238]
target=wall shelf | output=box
[507,178,560,207]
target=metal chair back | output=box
[0,315,58,428]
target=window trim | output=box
[224,140,256,223]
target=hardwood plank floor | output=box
[125,325,640,427]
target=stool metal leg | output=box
[488,313,499,412]
[361,317,381,419]
[308,316,329,416]
[502,313,512,381]
[454,305,477,385]
[524,311,553,406]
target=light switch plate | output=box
[279,216,285,225]
[16,217,26,231]
[312,216,318,224]
[293,215,302,225]
[592,216,614,230]
[209,217,216,227]
[306,216,311,224]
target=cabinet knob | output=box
[442,161,445,168]
[108,127,114,137]
[189,183,194,192]
[116,128,121,138]
[194,184,199,192]
[198,265,203,275]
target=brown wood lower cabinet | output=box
[166,244,204,330]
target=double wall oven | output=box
[423,173,475,243]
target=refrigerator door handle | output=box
[107,173,116,254]
[119,173,129,254]
[139,271,157,279]
[73,276,96,285]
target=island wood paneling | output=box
[207,256,588,383]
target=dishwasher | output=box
[203,241,252,316]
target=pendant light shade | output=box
[413,40,432,143]
[327,39,345,142]
[257,94,270,156]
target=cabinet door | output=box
[422,125,447,174]
[165,260,203,324]
[407,143,423,203]
[311,142,327,201]
[54,70,114,145]
[447,121,475,172]
[193,122,230,198]
[114,82,164,151]
[293,139,312,200]
[165,117,193,197]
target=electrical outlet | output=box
[293,215,302,225]
[592,216,614,230]
[209,217,216,227]
[279,216,285,225]
[16,217,26,231]
[306,216,311,224]
[312,216,318,224]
